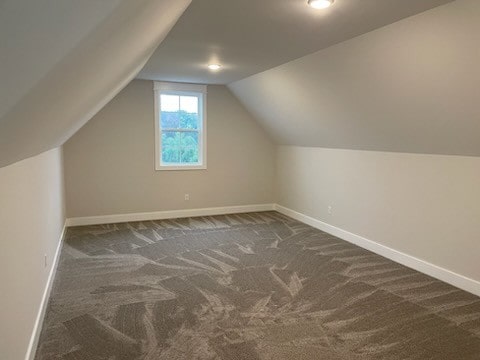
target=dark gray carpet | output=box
[35,211,480,359]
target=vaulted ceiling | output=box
[2,0,477,168]
[229,0,480,156]
[0,0,190,167]
[138,0,453,84]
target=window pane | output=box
[161,95,200,130]
[179,96,199,129]
[160,95,179,112]
[162,131,199,164]
[178,111,199,130]
[180,96,198,113]
[161,132,180,163]
[161,110,180,129]
[160,95,179,128]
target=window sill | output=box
[155,164,207,171]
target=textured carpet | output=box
[35,211,480,359]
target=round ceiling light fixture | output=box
[208,64,222,71]
[308,0,334,9]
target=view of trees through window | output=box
[160,94,201,164]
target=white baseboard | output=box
[66,204,276,227]
[25,223,67,360]
[274,204,480,297]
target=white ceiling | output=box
[229,0,480,156]
[0,0,190,167]
[0,0,123,120]
[137,0,454,85]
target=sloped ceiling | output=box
[138,0,453,85]
[0,0,190,168]
[0,0,122,120]
[229,0,480,156]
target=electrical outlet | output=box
[184,194,190,201]
[328,205,333,215]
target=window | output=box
[154,82,207,170]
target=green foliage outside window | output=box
[161,110,200,164]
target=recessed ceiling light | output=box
[208,64,222,71]
[308,0,334,9]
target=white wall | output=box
[64,80,275,218]
[0,147,66,360]
[276,146,480,284]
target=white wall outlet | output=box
[184,194,190,201]
[44,254,48,268]
[328,205,333,215]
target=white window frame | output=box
[154,81,207,171]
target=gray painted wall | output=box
[0,148,65,359]
[228,0,480,288]
[276,146,480,283]
[64,80,275,217]
[229,0,480,156]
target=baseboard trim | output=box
[274,204,480,297]
[25,222,67,360]
[66,204,276,227]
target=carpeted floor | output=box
[35,211,480,359]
